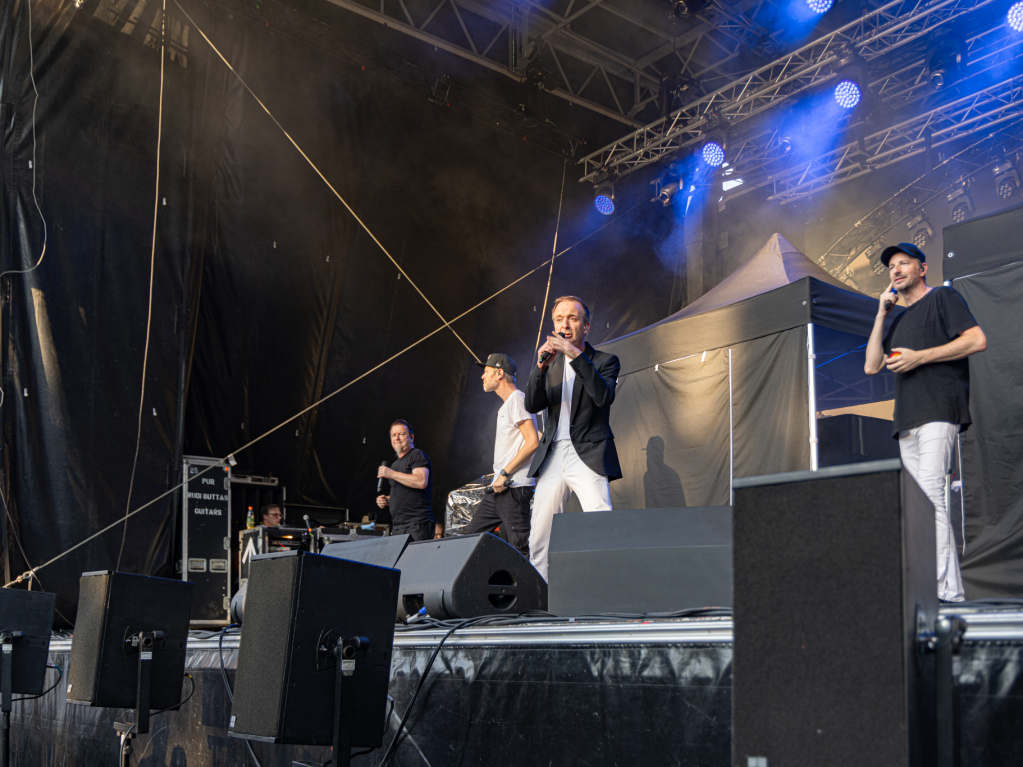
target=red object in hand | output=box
[888,351,902,359]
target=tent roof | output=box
[599,234,886,376]
[665,233,865,323]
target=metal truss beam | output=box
[815,126,1023,287]
[766,75,1023,202]
[578,0,998,183]
[203,0,586,157]
[720,24,1023,198]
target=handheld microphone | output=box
[883,287,897,311]
[377,461,388,493]
[303,514,313,534]
[538,332,567,365]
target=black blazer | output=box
[524,342,622,481]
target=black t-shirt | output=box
[882,286,978,437]
[388,448,434,528]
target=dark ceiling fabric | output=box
[1,0,195,620]
[953,261,1023,598]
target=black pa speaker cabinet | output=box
[548,506,732,615]
[0,588,57,694]
[732,459,937,767]
[394,533,547,620]
[228,550,399,747]
[320,534,412,569]
[66,571,193,710]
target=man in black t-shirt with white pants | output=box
[376,419,441,541]
[865,242,987,602]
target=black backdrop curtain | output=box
[1,0,683,620]
[954,261,1023,598]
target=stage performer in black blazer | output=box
[525,295,622,581]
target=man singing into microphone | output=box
[462,353,539,558]
[525,296,622,581]
[376,420,441,541]
[865,242,986,602]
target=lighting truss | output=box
[199,0,586,157]
[813,128,1023,285]
[719,24,1023,200]
[319,0,786,127]
[766,74,1023,203]
[578,0,998,183]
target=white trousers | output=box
[898,422,964,602]
[529,439,612,582]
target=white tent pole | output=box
[807,323,819,471]
[729,348,734,506]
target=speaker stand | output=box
[113,630,163,767]
[935,615,966,767]
[294,636,369,767]
[1,631,21,767]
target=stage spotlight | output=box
[807,0,833,13]
[905,213,935,249]
[670,0,707,19]
[594,181,615,215]
[946,181,974,224]
[702,142,726,167]
[1008,1,1023,32]
[993,156,1021,199]
[834,80,861,109]
[779,135,793,155]
[658,179,684,206]
[927,40,966,90]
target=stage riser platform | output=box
[12,621,1023,766]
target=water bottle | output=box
[246,505,255,529]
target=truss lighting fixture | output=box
[702,142,726,167]
[807,0,833,13]
[927,40,966,90]
[658,180,684,206]
[993,158,1021,199]
[1009,1,1023,32]
[594,181,615,215]
[946,182,974,224]
[834,80,862,109]
[670,0,708,20]
[905,213,935,249]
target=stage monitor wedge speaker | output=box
[66,571,193,710]
[394,533,547,621]
[732,459,937,767]
[321,533,412,569]
[228,550,399,747]
[0,588,57,695]
[548,506,732,616]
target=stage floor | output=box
[13,606,1023,766]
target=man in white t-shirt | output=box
[462,353,539,558]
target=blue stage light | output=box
[594,181,615,215]
[834,79,861,109]
[702,142,726,167]
[1009,1,1023,32]
[807,0,833,13]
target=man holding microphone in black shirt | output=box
[865,242,986,602]
[377,419,442,540]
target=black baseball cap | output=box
[476,353,517,377]
[880,242,927,268]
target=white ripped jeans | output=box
[898,422,964,602]
[529,439,612,582]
